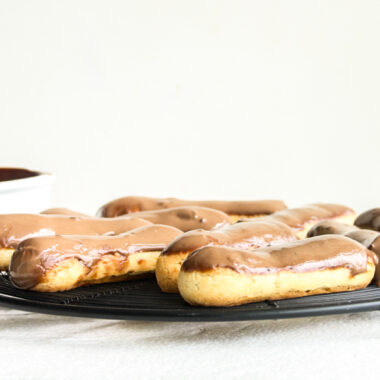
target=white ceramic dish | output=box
[0,168,55,214]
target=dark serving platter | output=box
[1,272,380,321]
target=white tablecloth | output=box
[1,306,379,379]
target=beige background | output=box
[1,1,379,214]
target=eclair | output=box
[123,206,231,232]
[260,203,356,239]
[355,208,380,232]
[178,235,376,307]
[97,196,287,221]
[10,224,182,292]
[0,214,151,270]
[156,220,297,293]
[307,220,380,285]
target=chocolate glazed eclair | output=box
[40,206,232,233]
[97,196,287,222]
[10,224,182,292]
[355,208,380,232]
[156,220,297,293]
[178,235,376,307]
[119,206,231,232]
[307,220,380,286]
[253,203,356,239]
[0,214,151,270]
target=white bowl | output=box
[0,168,55,214]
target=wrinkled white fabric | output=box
[0,306,379,380]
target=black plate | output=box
[1,273,380,321]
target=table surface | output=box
[1,306,379,380]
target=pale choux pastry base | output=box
[0,249,14,271]
[178,262,375,307]
[30,250,162,292]
[156,253,188,293]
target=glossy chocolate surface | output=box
[307,221,379,248]
[263,203,355,230]
[10,224,182,289]
[0,214,152,249]
[124,206,231,232]
[97,196,287,217]
[308,220,380,285]
[355,208,380,232]
[182,235,375,276]
[162,220,297,255]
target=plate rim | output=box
[1,288,380,322]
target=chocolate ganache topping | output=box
[262,203,355,230]
[181,235,376,276]
[0,214,151,249]
[308,220,380,285]
[162,220,297,256]
[10,224,182,289]
[122,206,231,232]
[355,208,380,232]
[0,168,40,182]
[97,196,287,217]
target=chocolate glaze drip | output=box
[97,196,287,217]
[40,208,88,217]
[308,220,380,285]
[162,220,297,256]
[10,224,182,290]
[0,214,152,249]
[0,168,39,182]
[182,235,375,276]
[355,208,380,232]
[262,203,355,231]
[124,206,231,232]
